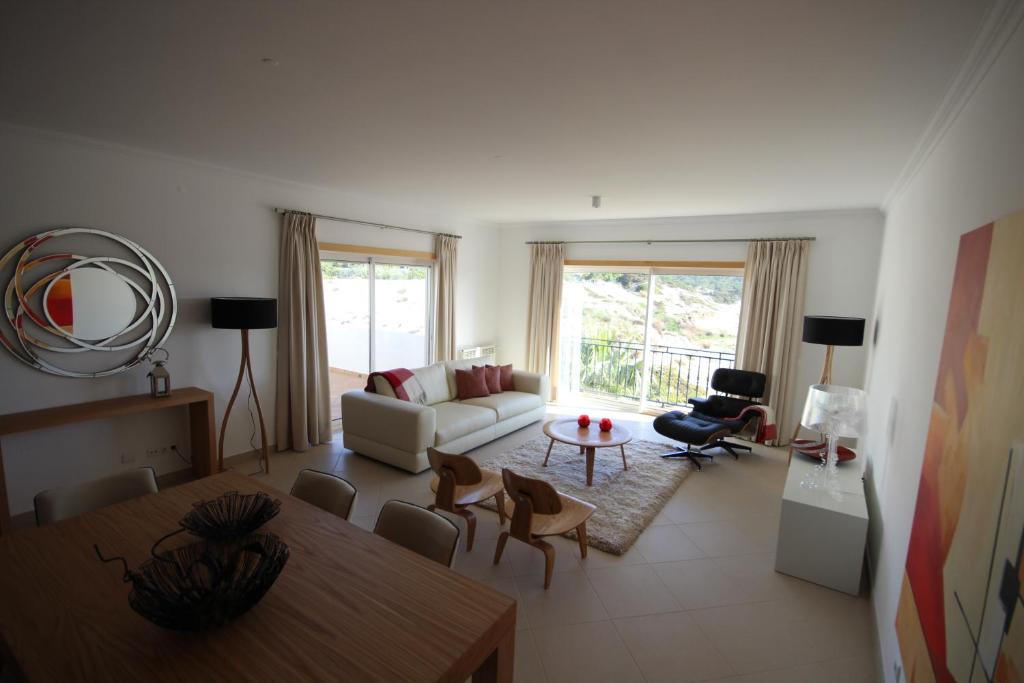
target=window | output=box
[321,253,432,420]
[559,265,743,412]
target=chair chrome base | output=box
[661,446,713,471]
[661,438,754,470]
[700,438,753,460]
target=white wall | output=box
[496,210,884,428]
[863,16,1024,683]
[0,125,498,516]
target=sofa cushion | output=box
[433,402,498,446]
[495,364,514,391]
[476,365,502,393]
[460,391,543,421]
[443,359,478,399]
[411,363,450,404]
[456,367,490,399]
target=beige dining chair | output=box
[427,448,505,551]
[494,468,596,588]
[290,469,358,521]
[373,500,460,568]
[33,467,159,525]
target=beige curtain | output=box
[736,239,810,445]
[434,234,458,361]
[525,243,564,399]
[275,212,331,452]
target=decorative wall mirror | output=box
[0,228,176,377]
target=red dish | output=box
[791,439,856,462]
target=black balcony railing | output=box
[577,337,735,407]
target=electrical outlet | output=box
[120,451,135,464]
[146,447,160,459]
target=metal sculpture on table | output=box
[0,228,176,377]
[94,491,288,631]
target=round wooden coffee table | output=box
[542,418,632,486]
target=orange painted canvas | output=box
[896,209,1024,682]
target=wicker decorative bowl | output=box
[125,532,289,631]
[179,491,281,541]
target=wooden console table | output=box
[0,386,216,534]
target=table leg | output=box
[620,444,628,470]
[188,398,217,478]
[543,438,555,467]
[0,440,9,536]
[579,444,585,454]
[473,625,515,682]
[586,447,595,486]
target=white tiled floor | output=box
[234,406,880,682]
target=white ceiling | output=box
[0,0,992,222]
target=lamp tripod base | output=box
[218,329,270,474]
[789,345,834,457]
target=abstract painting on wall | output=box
[896,209,1024,682]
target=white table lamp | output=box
[800,384,866,498]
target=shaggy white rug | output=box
[474,435,693,555]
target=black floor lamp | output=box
[211,297,277,473]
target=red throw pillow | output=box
[456,367,491,399]
[475,365,502,393]
[493,364,514,391]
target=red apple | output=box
[577,414,591,428]
[599,418,613,432]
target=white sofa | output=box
[341,359,549,473]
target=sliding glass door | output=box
[560,266,743,412]
[373,263,430,370]
[321,256,432,420]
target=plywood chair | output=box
[374,500,460,568]
[494,468,596,589]
[427,448,506,551]
[33,467,158,526]
[290,469,358,521]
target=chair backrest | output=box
[427,448,482,485]
[373,500,460,567]
[502,468,561,540]
[427,448,481,510]
[290,469,358,521]
[34,467,158,526]
[711,368,766,400]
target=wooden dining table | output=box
[0,471,516,681]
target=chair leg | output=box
[456,508,477,552]
[532,538,556,589]
[495,490,507,525]
[576,522,588,559]
[493,531,510,564]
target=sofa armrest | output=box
[340,391,436,454]
[512,370,550,401]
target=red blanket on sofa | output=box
[364,368,416,401]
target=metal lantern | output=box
[147,348,171,398]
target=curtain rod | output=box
[274,207,462,239]
[525,237,815,245]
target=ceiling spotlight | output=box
[592,195,602,209]
[261,57,280,66]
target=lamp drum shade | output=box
[210,298,277,330]
[800,384,866,438]
[802,316,865,346]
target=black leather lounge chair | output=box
[652,368,767,470]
